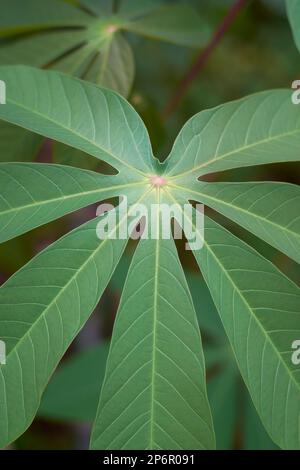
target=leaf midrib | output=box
[169,182,300,242]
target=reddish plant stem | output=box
[163,0,249,118]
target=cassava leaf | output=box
[0,0,92,37]
[171,181,300,264]
[0,188,148,448]
[91,195,215,450]
[0,66,155,174]
[207,365,237,450]
[118,0,164,18]
[165,90,300,179]
[198,219,300,450]
[0,163,141,243]
[52,142,100,170]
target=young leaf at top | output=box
[0,188,148,448]
[0,64,299,451]
[0,0,210,166]
[0,123,43,163]
[169,181,300,264]
[193,216,300,450]
[0,0,91,37]
[39,343,110,422]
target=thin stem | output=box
[163,0,249,118]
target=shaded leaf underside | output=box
[0,188,148,447]
[91,191,215,450]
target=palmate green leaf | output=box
[91,196,215,450]
[39,343,109,422]
[123,3,210,47]
[0,188,148,448]
[0,0,91,37]
[0,163,142,243]
[170,181,300,264]
[52,142,100,170]
[84,34,135,98]
[0,66,155,175]
[167,203,300,448]
[197,219,300,450]
[41,268,220,424]
[286,0,300,53]
[0,123,43,162]
[165,90,300,180]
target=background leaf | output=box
[0,188,148,448]
[172,181,300,264]
[0,0,91,36]
[39,343,109,422]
